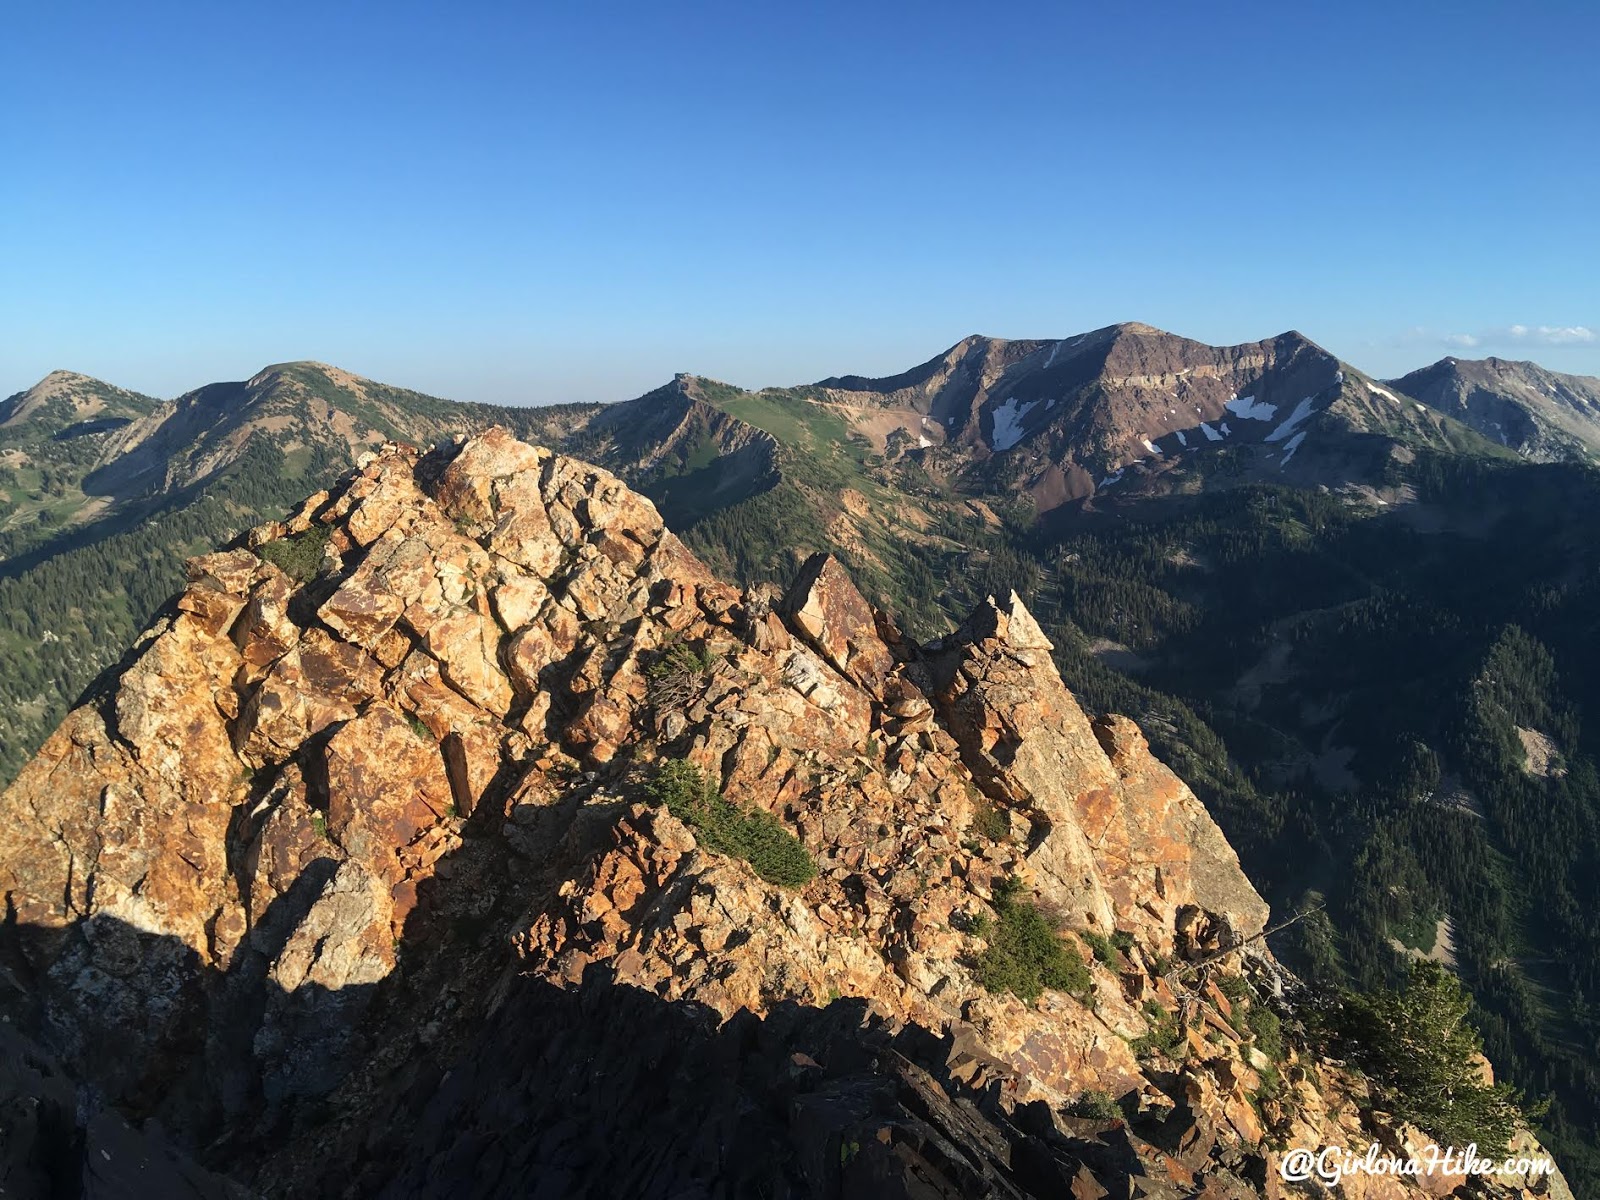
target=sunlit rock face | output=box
[0,428,1566,1198]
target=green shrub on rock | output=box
[1065,1089,1123,1121]
[645,759,816,888]
[973,877,1092,1003]
[256,524,331,583]
[1132,998,1186,1059]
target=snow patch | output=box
[1042,340,1068,370]
[1225,394,1278,421]
[1099,469,1125,488]
[1175,430,1188,447]
[917,435,933,449]
[1279,431,1308,464]
[989,396,1039,451]
[1367,383,1400,403]
[1199,422,1223,442]
[1141,437,1162,456]
[1220,421,1232,436]
[1265,397,1316,443]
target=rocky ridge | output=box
[0,429,1568,1197]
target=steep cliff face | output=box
[0,430,1567,1197]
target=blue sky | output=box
[3,1,1596,404]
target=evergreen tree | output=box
[1339,961,1541,1156]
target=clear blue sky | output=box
[3,1,1596,404]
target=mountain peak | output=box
[36,367,100,386]
[1101,319,1169,337]
[1,369,158,429]
[0,376,1576,1195]
[255,358,339,373]
[249,359,368,389]
[16,368,123,400]
[1393,354,1600,462]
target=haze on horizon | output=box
[3,1,1596,406]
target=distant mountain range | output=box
[805,324,1498,502]
[0,361,588,547]
[7,325,1596,557]
[5,324,1600,1186]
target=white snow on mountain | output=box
[1226,394,1278,421]
[989,396,1038,450]
[1265,397,1316,443]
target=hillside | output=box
[0,429,1563,1197]
[1393,356,1600,464]
[0,361,593,787]
[0,370,161,554]
[548,327,1511,648]
[1017,457,1600,1187]
[595,373,989,637]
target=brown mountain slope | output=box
[0,429,1565,1196]
[811,324,1502,508]
[81,359,591,502]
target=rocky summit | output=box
[0,429,1569,1198]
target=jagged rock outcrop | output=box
[916,592,1269,951]
[294,967,1263,1200]
[0,429,1569,1197]
[780,551,897,694]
